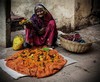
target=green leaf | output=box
[42,47,50,51]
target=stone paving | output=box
[0,24,100,82]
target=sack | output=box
[12,35,24,50]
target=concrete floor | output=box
[0,24,100,82]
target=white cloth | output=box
[0,59,26,79]
[0,55,77,79]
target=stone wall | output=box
[11,0,75,30]
[75,0,92,29]
[12,0,100,31]
[75,0,100,29]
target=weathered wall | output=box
[75,0,92,28]
[89,0,100,25]
[11,0,100,31]
[11,0,75,29]
[75,0,100,29]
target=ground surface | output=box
[0,24,100,82]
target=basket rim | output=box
[60,36,92,45]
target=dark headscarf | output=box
[30,3,53,31]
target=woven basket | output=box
[60,35,92,53]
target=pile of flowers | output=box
[5,47,67,78]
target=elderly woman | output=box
[24,4,58,48]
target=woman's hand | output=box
[38,28,45,35]
[19,19,32,25]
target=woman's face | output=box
[36,8,44,18]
